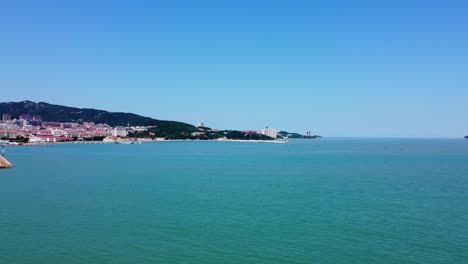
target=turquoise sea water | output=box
[1,139,468,264]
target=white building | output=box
[29,136,46,143]
[260,127,278,139]
[113,126,128,137]
[51,129,66,136]
[21,125,33,131]
[66,130,81,137]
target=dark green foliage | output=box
[148,121,197,138]
[0,101,197,136]
[217,130,274,140]
[130,129,274,140]
[278,131,322,139]
[82,136,106,141]
[10,136,29,143]
[278,131,304,138]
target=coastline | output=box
[8,139,288,147]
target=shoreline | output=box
[5,139,288,147]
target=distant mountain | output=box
[0,101,197,137]
[465,136,468,139]
[278,131,322,139]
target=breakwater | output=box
[0,156,12,168]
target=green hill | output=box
[278,131,322,139]
[0,101,197,137]
[278,131,304,138]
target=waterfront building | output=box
[103,136,118,142]
[35,129,53,136]
[0,130,18,139]
[29,136,46,143]
[113,126,128,137]
[260,127,278,139]
[66,130,81,137]
[51,129,66,136]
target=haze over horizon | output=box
[1,1,467,138]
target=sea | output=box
[1,138,467,264]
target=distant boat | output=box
[115,140,134,145]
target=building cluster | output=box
[0,113,150,143]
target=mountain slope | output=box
[278,131,322,139]
[0,101,197,135]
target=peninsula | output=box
[278,131,322,139]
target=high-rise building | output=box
[2,113,11,121]
[30,115,42,126]
[113,126,128,137]
[260,127,278,139]
[19,114,31,121]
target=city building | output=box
[113,126,128,137]
[260,127,278,139]
[18,119,29,127]
[58,123,78,129]
[42,122,61,128]
[19,114,31,121]
[0,112,155,142]
[66,130,81,137]
[0,130,18,139]
[2,113,11,121]
[51,129,66,136]
[30,116,43,126]
[32,115,42,122]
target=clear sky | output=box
[1,0,467,138]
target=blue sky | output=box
[1,0,467,137]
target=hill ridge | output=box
[0,100,197,137]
